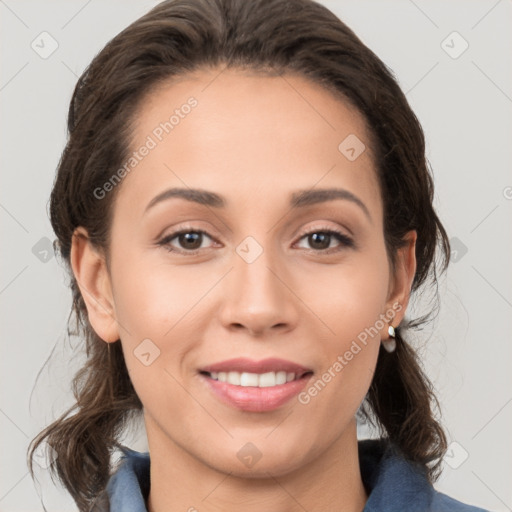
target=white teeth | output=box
[208,370,300,387]
[258,371,277,387]
[240,372,259,386]
[275,371,287,385]
[227,371,240,385]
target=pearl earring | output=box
[381,324,396,353]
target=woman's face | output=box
[75,68,415,476]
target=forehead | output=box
[116,67,382,221]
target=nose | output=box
[218,243,299,337]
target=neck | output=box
[145,417,368,512]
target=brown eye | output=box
[296,229,354,252]
[177,232,203,250]
[308,232,331,250]
[158,229,215,253]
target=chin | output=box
[201,439,314,479]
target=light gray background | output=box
[1,1,511,511]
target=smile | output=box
[199,370,314,412]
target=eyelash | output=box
[157,225,355,255]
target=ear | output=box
[383,230,417,332]
[70,227,120,343]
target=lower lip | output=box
[200,373,313,412]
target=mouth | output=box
[197,358,314,412]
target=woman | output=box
[28,0,490,510]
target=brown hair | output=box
[28,0,450,509]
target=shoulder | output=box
[358,438,491,512]
[430,490,491,512]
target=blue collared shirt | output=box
[101,439,490,511]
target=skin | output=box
[71,68,416,512]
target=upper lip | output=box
[199,357,313,376]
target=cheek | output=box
[294,254,388,427]
[301,246,390,336]
[298,243,389,386]
[109,259,211,412]
[111,255,212,341]
[108,251,215,394]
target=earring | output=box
[381,324,396,353]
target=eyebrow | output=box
[145,188,224,212]
[290,188,371,222]
[144,186,371,222]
